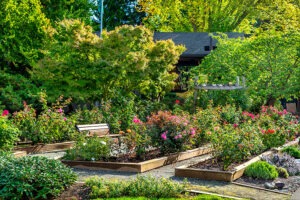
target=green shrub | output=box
[86,176,185,199]
[63,137,110,161]
[244,161,278,180]
[282,146,300,159]
[0,114,20,151]
[277,167,289,178]
[0,156,77,200]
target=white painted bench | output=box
[76,124,121,145]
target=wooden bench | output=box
[76,124,121,145]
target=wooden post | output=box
[242,76,246,88]
[194,76,199,113]
[236,76,240,86]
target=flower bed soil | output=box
[14,141,75,154]
[62,145,212,173]
[175,138,300,182]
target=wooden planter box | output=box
[14,141,75,154]
[175,138,299,182]
[175,151,273,182]
[62,145,212,173]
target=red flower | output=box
[267,129,275,134]
[1,110,9,116]
[175,99,180,104]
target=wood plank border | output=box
[12,151,27,158]
[175,151,273,182]
[175,138,299,182]
[62,145,212,173]
[14,141,75,154]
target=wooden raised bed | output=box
[175,151,273,182]
[14,141,75,154]
[62,145,212,173]
[175,138,300,182]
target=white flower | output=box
[83,143,87,146]
[100,141,106,145]
[91,157,95,161]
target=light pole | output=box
[99,0,104,36]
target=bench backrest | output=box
[76,123,109,137]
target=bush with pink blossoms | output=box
[144,111,197,154]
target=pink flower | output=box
[207,131,212,135]
[178,134,182,138]
[1,110,9,116]
[175,99,180,104]
[58,108,63,113]
[233,123,238,128]
[190,128,196,135]
[161,132,167,140]
[63,117,67,121]
[174,135,178,140]
[133,116,141,124]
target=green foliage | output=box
[72,106,104,124]
[194,32,300,107]
[277,167,289,178]
[63,137,110,161]
[32,21,185,102]
[0,0,50,68]
[0,155,77,200]
[86,176,185,199]
[138,0,269,32]
[244,161,278,180]
[40,0,96,26]
[282,146,300,159]
[0,115,20,151]
[0,71,40,112]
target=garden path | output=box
[32,151,293,200]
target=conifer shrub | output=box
[244,161,278,180]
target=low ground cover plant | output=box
[244,161,278,180]
[282,146,300,159]
[0,155,77,200]
[86,176,186,199]
[63,136,110,161]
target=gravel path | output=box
[30,151,292,200]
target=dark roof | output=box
[153,32,244,58]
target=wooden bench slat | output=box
[77,127,109,131]
[76,124,108,128]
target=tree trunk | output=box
[265,96,276,106]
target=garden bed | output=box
[14,141,75,154]
[62,145,212,173]
[175,151,273,182]
[175,138,300,182]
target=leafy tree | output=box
[0,71,40,112]
[250,0,300,33]
[0,0,51,71]
[40,0,96,25]
[191,32,300,107]
[31,20,185,102]
[93,0,145,31]
[138,0,269,32]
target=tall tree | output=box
[40,0,96,25]
[0,0,51,72]
[138,0,269,32]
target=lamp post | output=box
[98,0,104,36]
